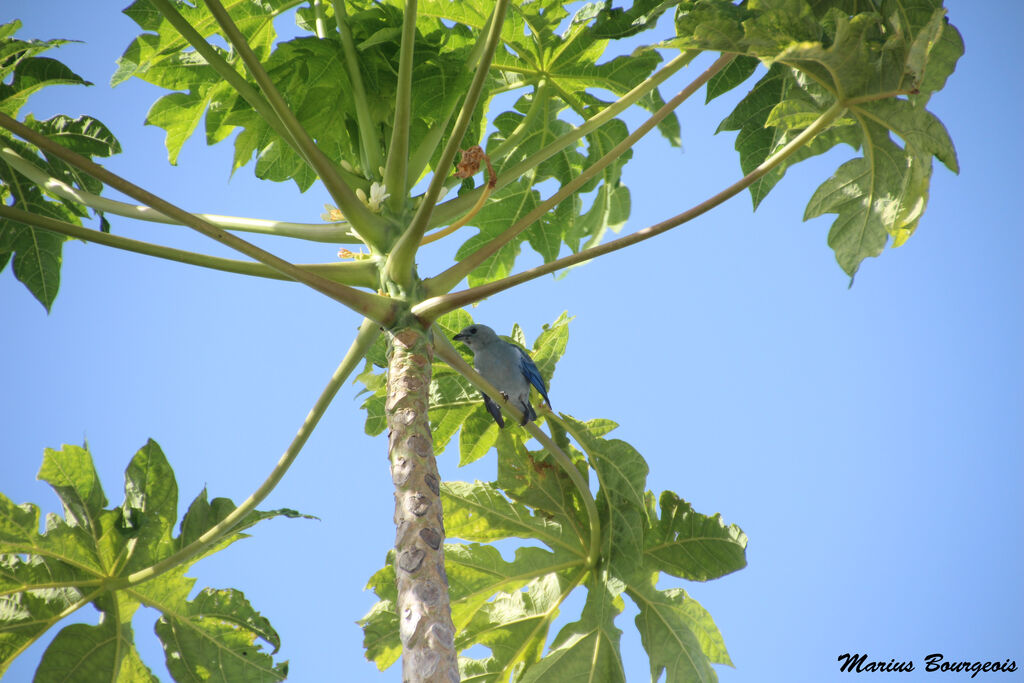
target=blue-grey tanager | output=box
[452,324,551,428]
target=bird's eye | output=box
[469,327,477,334]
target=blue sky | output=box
[3,2,1021,682]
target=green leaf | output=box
[446,542,580,621]
[443,481,586,558]
[434,310,475,342]
[0,24,121,310]
[155,588,287,682]
[18,114,121,199]
[0,22,76,92]
[458,408,501,466]
[362,393,387,436]
[175,488,315,559]
[912,10,963,99]
[360,597,401,671]
[0,554,87,677]
[413,0,681,279]
[672,0,750,53]
[716,65,858,209]
[561,414,649,580]
[645,491,747,581]
[38,444,108,534]
[706,1,961,273]
[456,177,541,287]
[705,54,760,103]
[119,0,288,72]
[773,11,906,99]
[120,439,178,570]
[177,489,240,550]
[806,122,906,275]
[428,366,481,454]
[0,441,299,678]
[588,0,681,39]
[117,1,471,188]
[568,119,634,252]
[0,144,74,306]
[631,580,732,682]
[519,575,626,683]
[805,92,958,273]
[476,95,635,279]
[365,400,743,680]
[112,33,223,90]
[0,218,64,312]
[0,57,89,117]
[34,619,157,683]
[565,416,648,512]
[529,312,572,387]
[28,114,121,158]
[639,85,684,147]
[0,497,41,542]
[495,433,590,539]
[457,572,575,679]
[146,85,224,165]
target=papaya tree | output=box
[0,0,961,681]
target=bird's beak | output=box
[452,333,466,342]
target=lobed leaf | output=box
[0,25,121,311]
[456,177,542,287]
[443,481,587,559]
[38,444,108,535]
[699,0,962,274]
[456,572,576,680]
[560,415,649,580]
[705,54,760,103]
[631,580,731,682]
[645,491,747,581]
[0,441,301,679]
[34,620,157,683]
[519,576,627,683]
[587,0,681,39]
[365,398,746,682]
[155,588,287,682]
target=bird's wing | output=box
[517,347,551,407]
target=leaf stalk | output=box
[427,50,697,229]
[125,319,381,587]
[423,53,735,297]
[0,205,379,288]
[418,166,494,247]
[383,0,509,291]
[0,111,396,322]
[334,0,383,176]
[0,146,359,243]
[415,98,848,318]
[146,0,367,192]
[202,0,392,251]
[383,0,417,214]
[403,13,498,190]
[312,0,328,38]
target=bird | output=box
[452,324,551,428]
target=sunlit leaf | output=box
[0,442,301,679]
[646,491,747,581]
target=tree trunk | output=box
[386,326,459,683]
